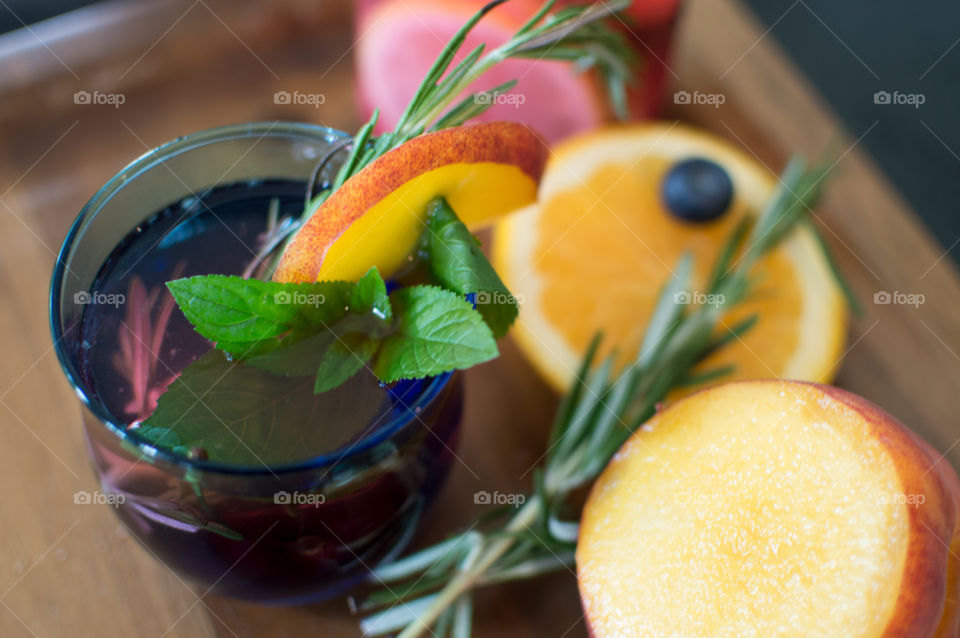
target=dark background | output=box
[743,0,960,262]
[3,0,958,261]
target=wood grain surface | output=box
[0,0,957,636]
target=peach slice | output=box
[272,122,547,283]
[577,380,960,638]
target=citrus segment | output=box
[493,124,847,391]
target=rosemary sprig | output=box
[358,157,837,638]
[260,0,633,278]
[311,0,633,213]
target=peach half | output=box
[577,380,960,637]
[272,122,547,283]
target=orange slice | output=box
[492,123,848,391]
[273,122,547,283]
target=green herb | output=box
[375,286,497,382]
[133,425,187,455]
[350,266,393,322]
[312,334,379,394]
[322,0,633,202]
[143,280,497,462]
[357,158,848,638]
[424,198,518,337]
[166,276,360,351]
[164,194,510,392]
[141,351,382,466]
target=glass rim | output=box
[49,120,454,477]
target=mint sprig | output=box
[142,276,497,463]
[166,274,499,395]
[144,232,503,462]
[155,201,511,412]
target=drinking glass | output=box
[50,122,464,603]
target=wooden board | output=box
[1,0,959,635]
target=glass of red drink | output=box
[49,122,464,603]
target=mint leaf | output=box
[167,272,394,388]
[351,268,393,321]
[314,334,380,393]
[167,275,355,353]
[142,351,385,465]
[424,198,518,336]
[244,330,340,377]
[133,425,187,454]
[374,286,498,382]
[240,304,391,380]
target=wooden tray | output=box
[2,0,959,635]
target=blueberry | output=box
[662,157,734,223]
